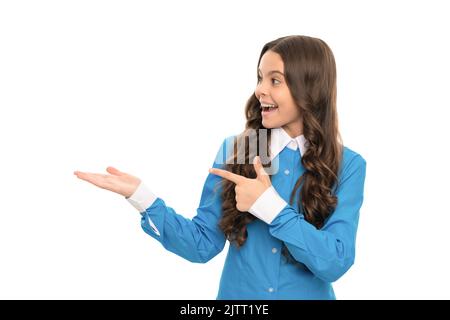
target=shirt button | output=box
[272,247,277,254]
[268,287,274,293]
[284,169,290,175]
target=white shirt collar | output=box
[270,127,308,161]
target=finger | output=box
[253,156,271,183]
[74,171,110,189]
[209,168,245,184]
[106,166,124,176]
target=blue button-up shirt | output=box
[135,132,366,300]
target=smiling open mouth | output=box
[261,103,278,115]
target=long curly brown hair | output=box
[218,35,343,263]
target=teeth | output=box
[260,103,277,108]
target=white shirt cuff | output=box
[248,186,287,224]
[126,181,158,214]
[126,181,160,236]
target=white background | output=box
[1,0,449,299]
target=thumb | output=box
[106,166,124,176]
[253,156,271,184]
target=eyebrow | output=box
[257,68,285,77]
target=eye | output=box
[257,75,281,85]
[272,78,281,85]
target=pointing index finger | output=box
[209,168,245,184]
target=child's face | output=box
[255,50,303,137]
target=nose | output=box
[255,81,269,100]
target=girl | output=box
[74,35,367,300]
